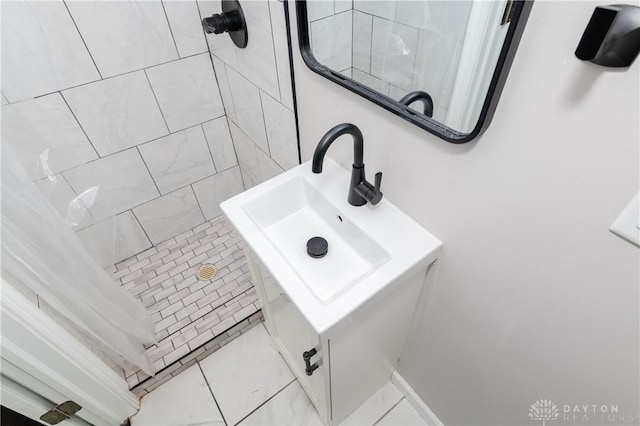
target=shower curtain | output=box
[1,146,155,375]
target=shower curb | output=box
[130,309,264,397]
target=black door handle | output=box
[303,348,319,376]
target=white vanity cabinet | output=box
[245,246,428,425]
[220,159,441,425]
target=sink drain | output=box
[306,236,328,258]
[197,264,218,281]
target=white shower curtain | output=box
[1,146,155,375]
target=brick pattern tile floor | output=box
[112,215,259,388]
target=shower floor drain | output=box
[197,264,217,281]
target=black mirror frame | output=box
[296,1,534,144]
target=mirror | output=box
[297,1,533,143]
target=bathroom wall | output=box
[1,0,247,267]
[292,2,639,425]
[198,0,299,189]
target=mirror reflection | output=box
[306,0,515,134]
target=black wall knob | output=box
[203,13,241,35]
[202,0,248,49]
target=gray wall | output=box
[292,1,639,425]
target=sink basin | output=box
[221,157,441,333]
[242,176,389,303]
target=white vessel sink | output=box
[242,176,390,303]
[221,157,441,333]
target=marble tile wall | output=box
[308,1,472,120]
[1,1,100,102]
[310,9,353,73]
[350,2,472,119]
[1,0,301,267]
[2,0,299,266]
[2,0,299,385]
[308,1,416,99]
[198,0,299,188]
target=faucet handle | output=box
[374,172,382,193]
[353,171,384,206]
[368,172,383,205]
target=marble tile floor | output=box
[112,214,259,389]
[131,324,428,426]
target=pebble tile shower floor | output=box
[112,214,260,390]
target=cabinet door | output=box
[255,260,329,423]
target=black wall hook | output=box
[202,0,248,49]
[575,4,640,67]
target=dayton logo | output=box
[529,399,560,426]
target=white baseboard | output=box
[391,371,444,426]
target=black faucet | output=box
[399,91,434,117]
[312,123,383,207]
